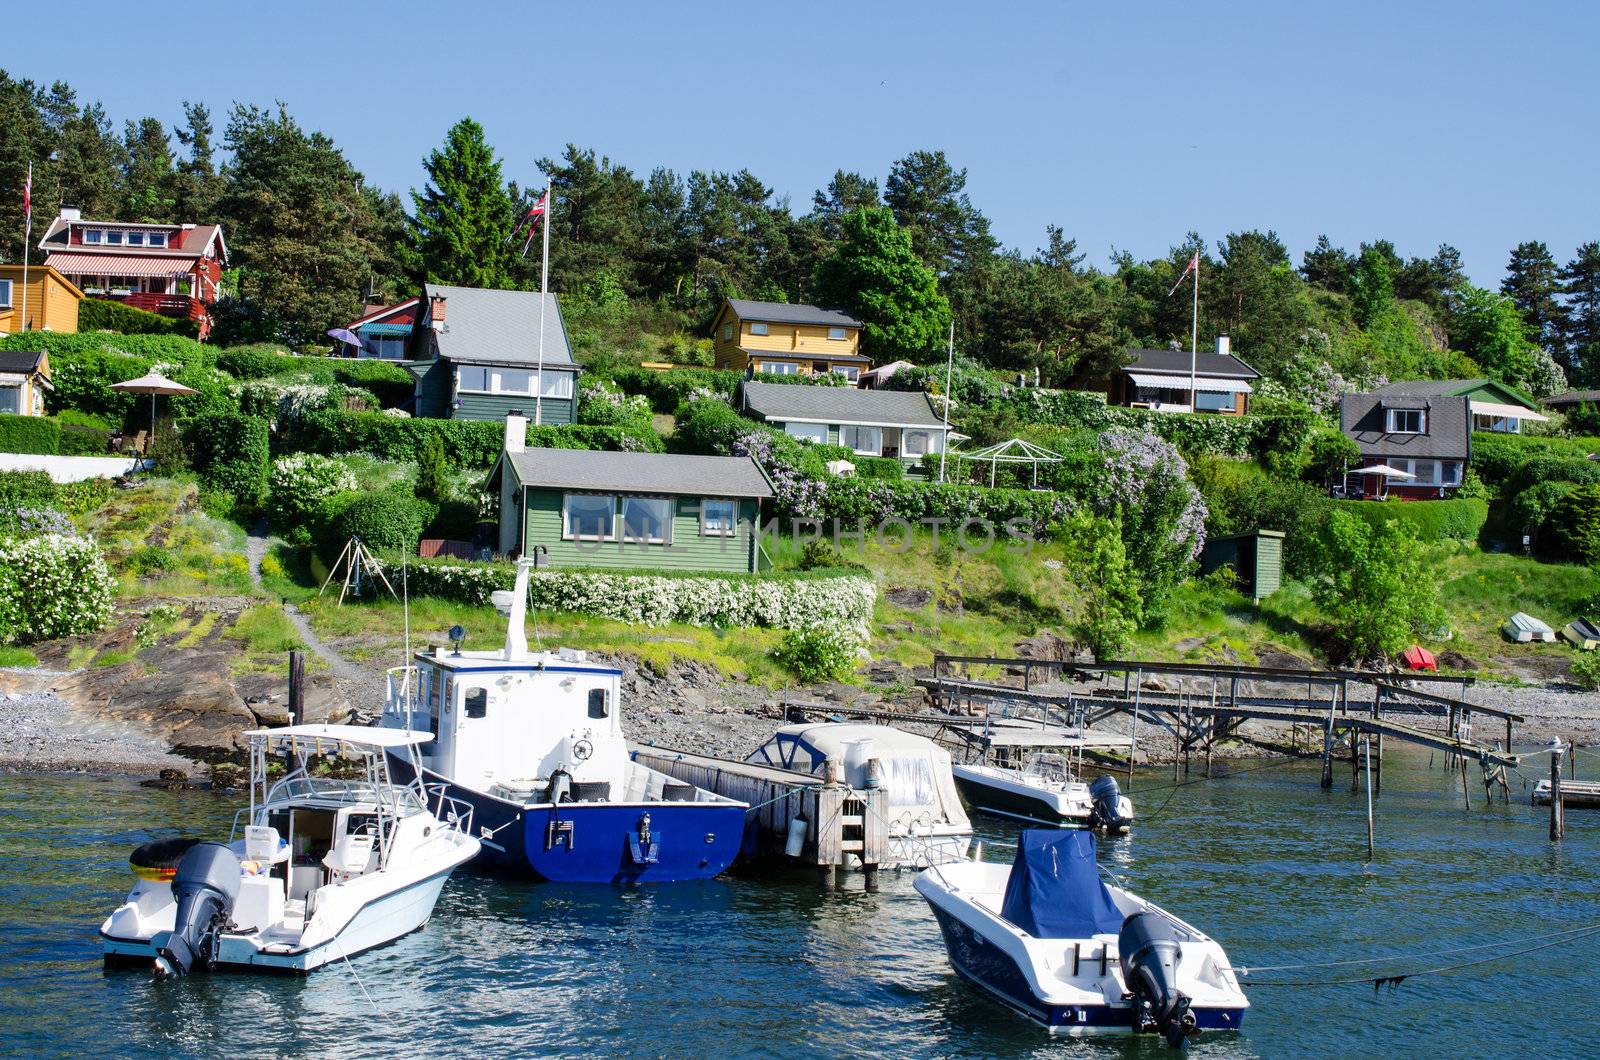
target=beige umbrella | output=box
[1352,463,1415,479]
[108,371,198,457]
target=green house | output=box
[1369,378,1548,434]
[740,380,953,466]
[1200,530,1284,602]
[405,283,580,424]
[486,427,775,572]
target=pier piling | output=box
[1551,741,1565,841]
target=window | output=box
[458,366,489,392]
[363,336,406,360]
[539,371,573,399]
[588,688,610,719]
[828,327,848,341]
[903,430,941,457]
[1474,413,1520,434]
[147,233,166,247]
[621,496,673,543]
[127,232,144,246]
[0,279,10,307]
[831,365,860,382]
[464,687,488,719]
[106,231,123,245]
[564,493,615,539]
[493,368,533,394]
[1386,408,1425,434]
[757,361,798,375]
[722,323,733,341]
[749,322,769,336]
[0,386,19,415]
[83,230,102,245]
[1195,390,1234,412]
[841,424,883,455]
[702,499,737,536]
[1443,461,1462,485]
[784,422,829,444]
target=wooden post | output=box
[1505,716,1513,758]
[1458,753,1471,811]
[1129,675,1141,782]
[1551,741,1565,841]
[1320,715,1335,790]
[1173,714,1181,782]
[1363,734,1375,860]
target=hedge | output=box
[819,477,1076,535]
[1330,497,1489,542]
[0,471,58,509]
[975,389,1265,457]
[78,297,199,338]
[279,409,664,466]
[606,366,742,412]
[335,491,437,552]
[187,409,270,500]
[59,423,112,456]
[217,348,416,407]
[0,534,117,644]
[368,557,877,631]
[0,415,60,455]
[1471,432,1600,486]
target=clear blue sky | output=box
[11,0,1596,285]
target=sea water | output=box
[2,746,1595,1058]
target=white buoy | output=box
[785,815,808,857]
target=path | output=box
[246,522,371,688]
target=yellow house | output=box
[0,350,52,416]
[0,264,83,336]
[710,298,869,381]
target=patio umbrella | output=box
[108,371,198,459]
[1351,463,1415,479]
[326,327,362,353]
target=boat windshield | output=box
[1024,754,1075,785]
[262,775,427,816]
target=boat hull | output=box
[392,756,745,884]
[951,770,1090,828]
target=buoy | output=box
[785,815,808,857]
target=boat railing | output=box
[423,781,476,838]
[386,665,420,713]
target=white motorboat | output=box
[746,723,972,867]
[915,830,1248,1045]
[101,724,480,976]
[951,753,1134,832]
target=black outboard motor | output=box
[1088,774,1131,833]
[1119,911,1199,1048]
[154,842,241,978]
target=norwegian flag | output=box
[22,164,31,232]
[1167,250,1198,297]
[511,190,549,255]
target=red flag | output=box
[1167,250,1198,298]
[22,167,30,228]
[506,190,549,250]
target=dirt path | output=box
[246,522,374,693]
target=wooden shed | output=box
[1200,530,1284,601]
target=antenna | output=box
[401,539,412,668]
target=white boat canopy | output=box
[242,724,435,750]
[1352,463,1416,479]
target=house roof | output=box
[1121,347,1259,379]
[39,219,226,262]
[346,298,419,331]
[0,350,47,375]
[1370,377,1540,410]
[723,299,861,329]
[421,284,576,368]
[741,380,948,428]
[1339,393,1471,460]
[737,346,871,364]
[1543,389,1600,407]
[507,447,772,499]
[0,264,83,299]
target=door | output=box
[450,679,499,790]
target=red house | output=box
[38,208,229,340]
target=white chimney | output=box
[59,206,81,222]
[504,410,526,454]
[1215,335,1231,356]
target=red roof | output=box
[345,298,419,330]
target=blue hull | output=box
[392,757,744,884]
[928,907,1244,1035]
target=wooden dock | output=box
[1533,779,1600,809]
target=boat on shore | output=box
[914,830,1247,1044]
[381,558,747,884]
[100,724,479,975]
[951,753,1134,832]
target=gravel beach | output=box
[0,681,196,776]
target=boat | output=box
[100,724,480,976]
[380,558,748,883]
[951,753,1134,832]
[1400,644,1438,672]
[914,830,1248,1045]
[745,722,972,866]
[1561,617,1600,651]
[1503,611,1556,643]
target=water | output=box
[2,748,1596,1058]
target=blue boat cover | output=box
[999,829,1125,939]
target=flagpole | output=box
[534,179,550,427]
[19,162,31,333]
[1189,252,1199,413]
[938,319,954,484]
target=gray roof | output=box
[1339,393,1471,461]
[1544,389,1600,407]
[508,447,772,499]
[1123,348,1259,379]
[0,350,46,374]
[726,299,861,329]
[422,283,576,368]
[741,381,948,428]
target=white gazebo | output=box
[949,437,1064,488]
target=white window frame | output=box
[563,493,617,541]
[1195,390,1235,412]
[784,422,829,444]
[127,231,145,246]
[0,279,10,307]
[827,327,848,341]
[492,368,534,395]
[539,371,574,399]
[1386,408,1425,434]
[83,229,102,245]
[831,365,860,382]
[0,384,20,415]
[841,424,883,455]
[749,322,769,336]
[1442,460,1462,485]
[147,232,166,247]
[457,366,490,393]
[903,430,941,457]
[619,495,674,545]
[105,231,123,245]
[757,361,798,375]
[701,498,738,537]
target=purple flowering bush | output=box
[1087,430,1207,621]
[0,507,78,538]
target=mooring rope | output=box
[1240,922,1600,987]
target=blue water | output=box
[2,748,1596,1058]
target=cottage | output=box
[1104,337,1258,414]
[405,284,579,424]
[740,380,952,466]
[1541,389,1600,415]
[0,265,81,336]
[711,299,870,381]
[1369,378,1547,434]
[38,208,227,339]
[1338,390,1469,499]
[486,413,774,571]
[342,299,419,359]
[0,350,52,416]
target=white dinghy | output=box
[915,830,1247,1045]
[952,753,1134,832]
[101,725,480,976]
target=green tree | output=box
[1549,484,1600,565]
[1207,230,1309,379]
[1061,512,1142,660]
[535,144,647,295]
[1561,242,1600,387]
[812,207,950,361]
[415,432,449,502]
[1350,245,1395,327]
[1300,234,1353,293]
[120,116,175,221]
[809,169,880,240]
[1309,511,1446,662]
[884,149,995,276]
[1450,284,1538,391]
[1395,243,1465,317]
[1502,241,1568,367]
[170,101,224,220]
[405,118,518,289]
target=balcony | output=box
[119,292,208,323]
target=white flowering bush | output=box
[374,558,876,631]
[267,453,360,530]
[773,625,864,681]
[0,534,117,644]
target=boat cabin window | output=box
[464,687,488,719]
[588,688,609,719]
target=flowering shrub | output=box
[733,430,827,519]
[371,558,877,631]
[268,453,359,528]
[1085,430,1207,622]
[818,477,1074,532]
[772,625,862,681]
[0,507,78,538]
[0,534,117,643]
[578,380,653,428]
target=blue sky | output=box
[10,1,1596,285]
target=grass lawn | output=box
[0,646,39,667]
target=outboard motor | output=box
[1088,774,1132,833]
[1119,910,1199,1048]
[154,842,241,978]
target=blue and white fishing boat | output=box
[381,558,747,884]
[915,830,1247,1045]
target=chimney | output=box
[504,410,526,454]
[59,206,81,222]
[430,294,448,331]
[1215,335,1231,357]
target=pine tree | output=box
[171,101,224,220]
[404,118,517,289]
[534,144,646,295]
[121,117,175,221]
[1502,241,1567,367]
[809,170,880,240]
[1300,234,1353,293]
[1560,242,1600,386]
[813,207,950,361]
[884,149,995,276]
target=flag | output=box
[22,164,31,232]
[508,190,549,251]
[1167,250,1198,298]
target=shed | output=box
[1199,530,1284,601]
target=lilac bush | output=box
[2,507,79,538]
[1088,430,1208,621]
